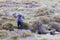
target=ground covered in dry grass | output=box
[0,0,60,40]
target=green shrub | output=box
[39,16,50,24]
[2,22,13,30]
[54,16,60,22]
[20,31,32,37]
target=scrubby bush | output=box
[39,16,50,24]
[0,20,6,29]
[53,16,60,22]
[1,17,8,20]
[22,22,29,29]
[11,34,19,40]
[0,30,7,39]
[36,7,54,16]
[20,30,32,37]
[2,22,14,31]
[49,22,60,28]
[49,22,60,32]
[7,17,15,21]
[36,8,46,16]
[1,16,15,21]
